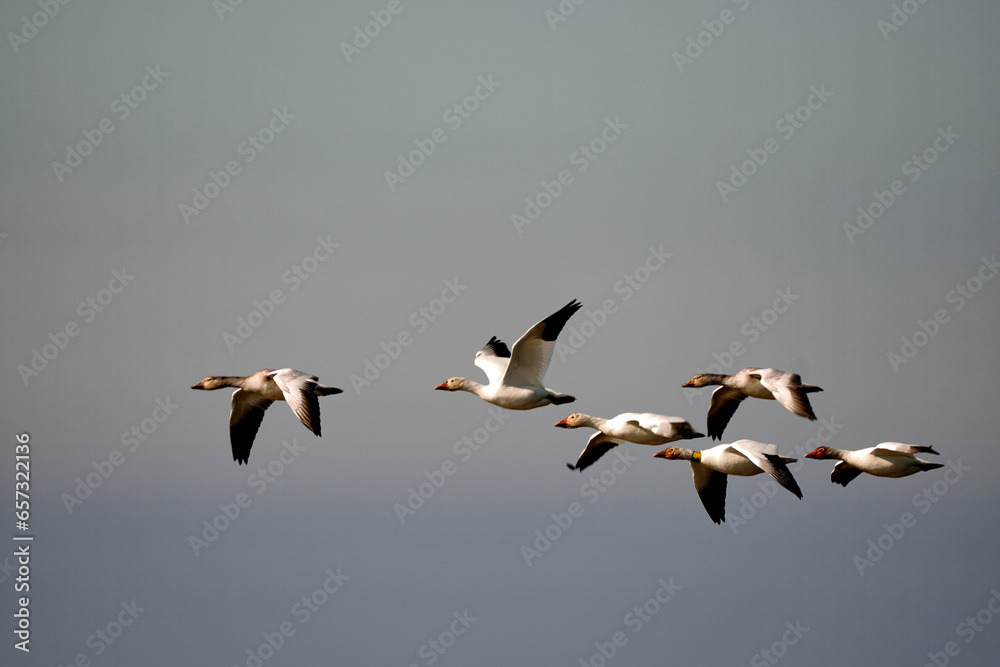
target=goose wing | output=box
[691,461,728,524]
[706,387,747,440]
[634,413,703,440]
[872,442,940,456]
[753,368,818,420]
[503,300,581,388]
[730,439,803,499]
[830,461,864,487]
[473,336,510,385]
[567,432,623,472]
[229,390,273,465]
[270,369,323,436]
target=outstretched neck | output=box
[212,376,248,389]
[456,378,487,396]
[699,374,730,386]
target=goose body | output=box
[436,300,581,410]
[683,367,822,440]
[555,412,703,471]
[192,368,342,464]
[655,439,803,524]
[805,443,942,486]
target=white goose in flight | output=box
[655,439,803,524]
[191,368,342,464]
[555,412,703,471]
[683,367,822,440]
[805,443,942,486]
[435,300,582,410]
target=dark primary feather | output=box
[567,438,618,472]
[540,300,582,341]
[830,462,865,487]
[706,388,746,440]
[480,336,511,358]
[762,453,803,498]
[229,395,273,465]
[696,469,728,524]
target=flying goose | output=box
[805,443,942,486]
[555,412,703,471]
[191,368,342,464]
[435,300,582,410]
[683,367,822,440]
[655,439,803,524]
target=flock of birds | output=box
[192,300,944,524]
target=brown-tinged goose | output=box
[192,368,342,464]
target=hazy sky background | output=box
[3,1,999,665]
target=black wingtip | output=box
[566,462,577,471]
[481,336,511,358]
[540,300,583,341]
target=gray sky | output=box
[3,1,1000,665]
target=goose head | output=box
[804,446,834,459]
[682,374,717,388]
[191,376,229,390]
[554,413,588,429]
[654,446,694,460]
[435,378,468,392]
